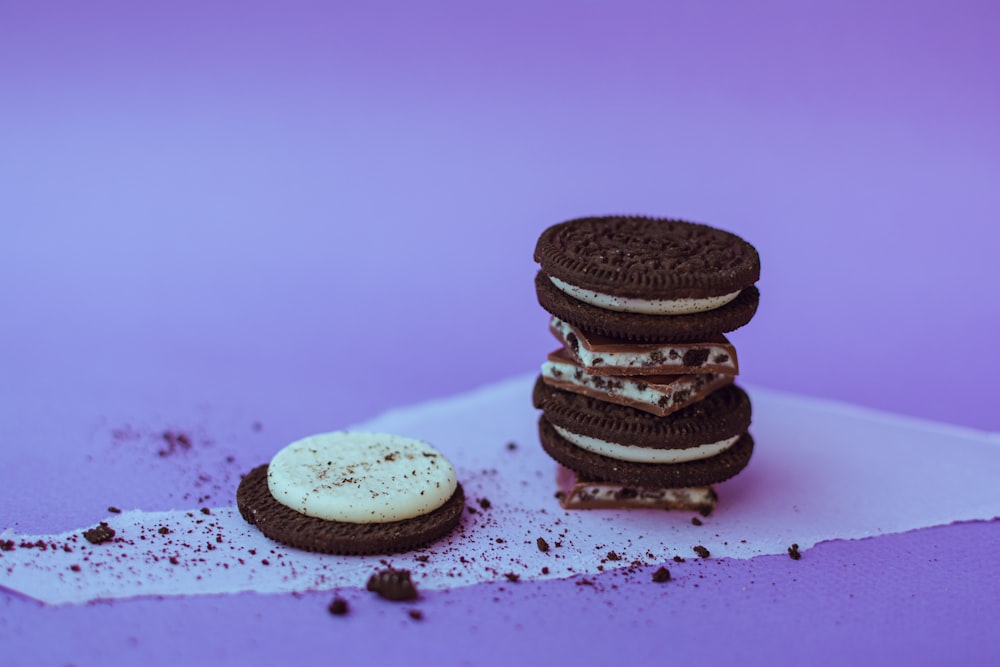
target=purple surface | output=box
[4,521,999,666]
[2,2,999,665]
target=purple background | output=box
[2,2,998,665]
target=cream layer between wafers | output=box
[541,349,734,417]
[549,317,738,376]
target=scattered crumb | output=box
[693,545,710,559]
[367,569,418,601]
[652,567,671,583]
[691,517,702,526]
[82,523,115,545]
[788,543,802,560]
[328,597,349,616]
[536,537,550,553]
[408,609,424,621]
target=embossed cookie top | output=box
[534,216,760,299]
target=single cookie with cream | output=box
[237,432,465,555]
[533,215,760,342]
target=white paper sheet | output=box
[3,374,999,605]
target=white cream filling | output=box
[553,425,738,464]
[551,317,736,372]
[266,431,457,524]
[549,276,739,315]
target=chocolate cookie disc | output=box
[237,465,465,555]
[534,215,760,300]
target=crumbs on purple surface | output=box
[82,522,116,545]
[652,566,671,583]
[536,537,550,553]
[328,597,349,616]
[788,543,802,560]
[408,609,424,621]
[367,568,418,601]
[693,545,710,559]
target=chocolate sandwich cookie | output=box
[237,432,465,555]
[550,316,739,376]
[538,416,754,488]
[536,272,759,343]
[534,215,760,342]
[532,377,751,455]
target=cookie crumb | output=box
[478,498,492,510]
[788,543,802,560]
[504,572,520,583]
[328,597,349,616]
[691,517,703,526]
[693,545,710,559]
[652,566,671,583]
[536,537,550,553]
[408,609,424,621]
[506,441,518,451]
[606,551,621,561]
[83,522,115,545]
[108,507,122,514]
[367,568,418,601]
[673,555,686,563]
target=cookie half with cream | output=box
[237,432,465,555]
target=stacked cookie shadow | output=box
[531,215,760,514]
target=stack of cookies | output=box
[531,215,760,514]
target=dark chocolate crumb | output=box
[541,567,550,575]
[504,572,520,583]
[652,567,671,583]
[478,498,491,510]
[536,537,550,553]
[158,527,171,535]
[83,523,115,545]
[606,551,621,561]
[169,556,179,565]
[107,507,122,514]
[69,564,82,573]
[0,540,14,551]
[788,543,802,560]
[367,569,418,601]
[408,609,424,621]
[693,546,710,559]
[506,441,518,451]
[683,348,710,367]
[200,507,211,515]
[673,556,686,563]
[691,517,703,526]
[328,597,349,616]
